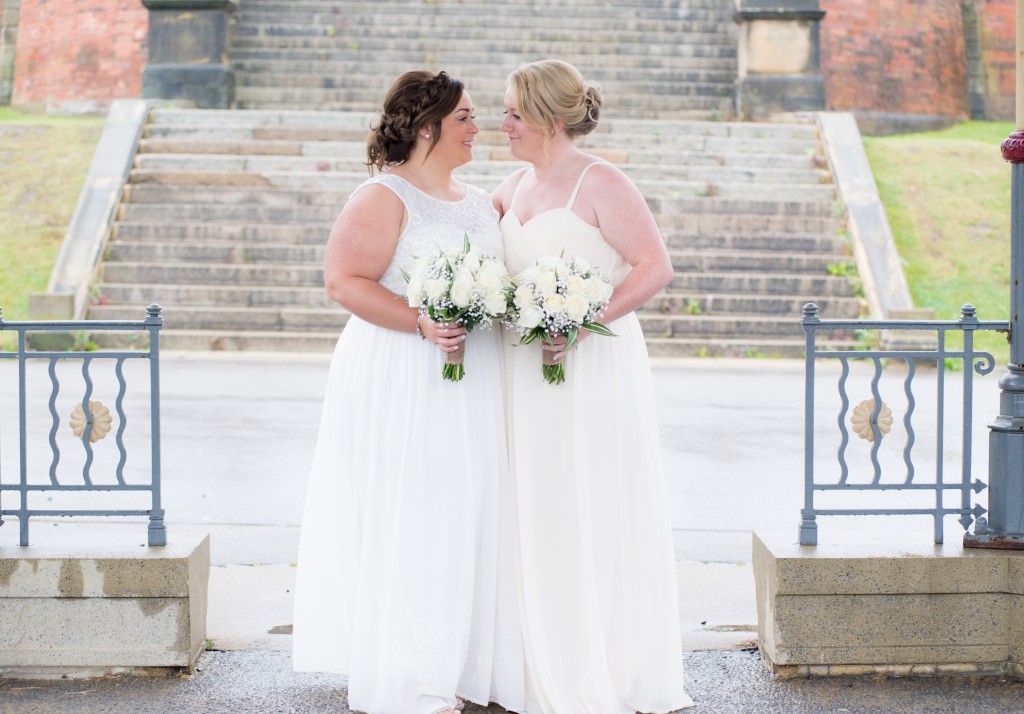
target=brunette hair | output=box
[507,60,602,139]
[365,70,465,173]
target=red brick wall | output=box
[11,0,148,111]
[976,0,1015,121]
[819,0,969,119]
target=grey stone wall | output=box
[0,0,20,106]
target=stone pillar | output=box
[141,0,236,109]
[0,0,19,106]
[734,0,826,120]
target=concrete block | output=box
[0,535,209,677]
[755,532,1024,678]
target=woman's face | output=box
[430,90,478,167]
[500,88,547,162]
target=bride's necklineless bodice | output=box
[499,163,631,285]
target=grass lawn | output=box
[0,108,103,349]
[863,122,1014,366]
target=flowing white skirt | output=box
[293,316,525,714]
[505,314,693,713]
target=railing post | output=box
[799,302,820,545]
[967,1,1024,549]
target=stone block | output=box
[0,535,209,677]
[754,532,1024,678]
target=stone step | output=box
[146,109,814,140]
[237,0,730,11]
[97,283,333,309]
[90,304,349,332]
[232,4,730,24]
[111,221,847,252]
[641,292,862,318]
[228,45,738,67]
[125,159,826,191]
[230,90,735,118]
[230,59,735,85]
[88,301,823,341]
[100,262,325,287]
[669,272,856,297]
[658,213,843,235]
[104,241,847,277]
[231,21,735,44]
[123,171,835,203]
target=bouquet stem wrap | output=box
[444,342,466,382]
[541,348,564,385]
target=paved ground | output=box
[1,353,1020,713]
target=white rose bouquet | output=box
[509,254,615,385]
[403,234,513,382]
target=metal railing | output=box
[800,303,1009,546]
[0,305,164,546]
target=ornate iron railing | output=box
[0,305,165,546]
[800,303,1009,545]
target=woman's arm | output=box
[579,162,674,324]
[324,184,466,350]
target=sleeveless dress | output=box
[501,164,693,713]
[293,174,526,714]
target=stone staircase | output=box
[87,106,861,356]
[229,0,738,120]
[84,0,862,356]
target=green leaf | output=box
[583,321,616,337]
[563,326,579,351]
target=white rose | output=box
[479,259,507,279]
[461,248,482,273]
[476,271,503,295]
[517,304,544,330]
[425,278,447,302]
[484,291,508,316]
[584,276,608,302]
[516,265,541,284]
[450,275,474,308]
[564,294,589,323]
[513,285,534,309]
[543,293,566,315]
[406,276,425,307]
[534,270,558,299]
[537,255,563,270]
[597,279,614,303]
[572,256,592,273]
[565,274,587,298]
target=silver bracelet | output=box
[415,312,426,340]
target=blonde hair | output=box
[507,60,602,139]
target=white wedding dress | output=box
[501,164,693,713]
[293,175,525,714]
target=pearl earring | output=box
[424,133,430,139]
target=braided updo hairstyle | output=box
[507,60,602,141]
[366,70,465,173]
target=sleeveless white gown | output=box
[501,164,693,713]
[293,175,526,714]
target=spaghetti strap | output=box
[566,161,606,210]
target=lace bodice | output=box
[353,174,504,295]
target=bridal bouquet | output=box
[509,254,615,385]
[403,235,513,382]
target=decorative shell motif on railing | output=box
[69,400,113,443]
[851,398,893,442]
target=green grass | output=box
[863,121,1015,365]
[0,108,103,349]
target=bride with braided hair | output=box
[293,70,525,714]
